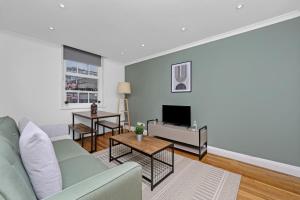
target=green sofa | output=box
[0,116,142,200]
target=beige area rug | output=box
[94,149,241,200]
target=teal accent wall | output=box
[125,17,300,166]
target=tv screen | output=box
[162,105,191,127]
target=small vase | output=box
[136,134,143,142]
[91,102,97,114]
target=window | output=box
[63,46,102,108]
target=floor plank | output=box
[77,133,300,200]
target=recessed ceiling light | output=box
[181,27,187,32]
[49,26,55,31]
[236,4,244,9]
[59,3,65,8]
[141,44,145,47]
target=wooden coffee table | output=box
[109,133,174,190]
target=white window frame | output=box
[61,59,104,110]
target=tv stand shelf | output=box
[147,119,207,160]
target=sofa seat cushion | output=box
[52,139,88,162]
[58,155,108,188]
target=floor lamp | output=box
[117,82,131,132]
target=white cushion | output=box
[19,121,62,199]
[18,117,31,133]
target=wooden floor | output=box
[78,133,300,200]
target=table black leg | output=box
[95,118,98,150]
[118,115,121,134]
[72,114,75,140]
[91,119,94,152]
[96,119,99,136]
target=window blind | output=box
[63,45,101,66]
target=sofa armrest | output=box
[45,162,142,200]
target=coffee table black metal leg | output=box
[172,144,174,173]
[151,155,154,191]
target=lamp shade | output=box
[117,82,131,94]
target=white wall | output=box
[0,31,124,126]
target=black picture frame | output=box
[171,61,192,93]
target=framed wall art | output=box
[171,61,192,93]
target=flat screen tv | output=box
[162,105,191,127]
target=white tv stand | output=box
[147,119,207,160]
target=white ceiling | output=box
[0,0,300,64]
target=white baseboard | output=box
[208,146,300,178]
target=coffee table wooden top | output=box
[110,133,173,155]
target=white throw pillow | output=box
[19,121,62,199]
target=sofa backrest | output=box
[0,116,37,200]
[0,117,20,153]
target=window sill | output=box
[60,104,105,110]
